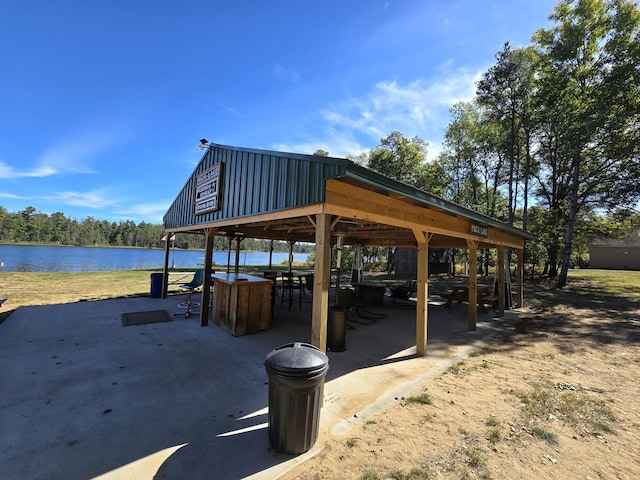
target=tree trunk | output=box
[557,153,581,288]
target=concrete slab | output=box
[0,292,523,480]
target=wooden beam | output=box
[466,239,479,331]
[325,180,526,249]
[413,229,429,356]
[311,214,331,352]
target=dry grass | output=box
[0,270,189,324]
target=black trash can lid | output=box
[265,342,329,376]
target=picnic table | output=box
[439,283,498,314]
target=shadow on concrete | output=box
[0,291,516,480]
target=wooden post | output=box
[466,239,479,331]
[234,236,242,274]
[413,230,430,356]
[288,240,295,273]
[200,228,216,327]
[497,245,506,317]
[516,248,524,308]
[311,214,331,352]
[161,233,171,299]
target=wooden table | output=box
[210,273,272,336]
[439,283,497,313]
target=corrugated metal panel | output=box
[163,143,346,229]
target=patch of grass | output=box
[360,467,382,480]
[448,360,466,375]
[468,350,480,357]
[487,428,501,443]
[531,426,558,445]
[345,437,359,448]
[406,392,433,405]
[466,446,485,467]
[390,466,434,480]
[587,419,617,435]
[0,270,186,315]
[485,416,499,427]
[513,381,618,439]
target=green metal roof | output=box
[163,142,533,241]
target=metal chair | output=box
[175,270,204,319]
[303,273,314,296]
[390,279,416,308]
[280,272,302,309]
[263,271,279,316]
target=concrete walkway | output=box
[0,292,523,480]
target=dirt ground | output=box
[281,304,640,480]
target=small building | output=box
[588,235,640,270]
[162,142,534,356]
[393,247,452,277]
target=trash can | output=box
[328,306,346,352]
[265,342,329,454]
[150,273,163,298]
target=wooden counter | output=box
[210,273,272,336]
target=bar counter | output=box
[210,273,272,336]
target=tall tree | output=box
[476,43,537,228]
[440,102,484,208]
[533,0,640,287]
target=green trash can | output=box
[265,342,329,454]
[150,273,163,298]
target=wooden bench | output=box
[439,291,498,314]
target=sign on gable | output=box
[194,163,223,215]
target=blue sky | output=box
[0,0,557,224]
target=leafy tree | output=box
[476,42,537,228]
[533,0,640,286]
[367,131,429,188]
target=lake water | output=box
[0,244,309,273]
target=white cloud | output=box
[0,129,126,179]
[323,68,482,142]
[274,63,300,83]
[43,190,119,209]
[0,191,26,200]
[285,65,483,160]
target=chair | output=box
[280,272,302,309]
[390,279,416,308]
[263,271,279,315]
[303,273,314,295]
[175,270,204,319]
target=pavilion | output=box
[162,142,534,355]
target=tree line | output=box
[348,0,640,287]
[0,205,313,254]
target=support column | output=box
[497,245,506,317]
[466,239,479,331]
[516,248,524,308]
[161,233,171,299]
[200,228,216,327]
[234,236,243,274]
[413,230,430,356]
[311,214,331,352]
